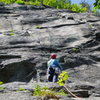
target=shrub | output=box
[33,84,67,99]
[26,0,41,6]
[43,0,71,9]
[15,0,25,4]
[25,1,35,5]
[35,25,41,29]
[94,0,100,9]
[9,33,15,36]
[80,1,91,11]
[33,84,42,96]
[63,3,71,9]
[0,0,16,4]
[71,4,87,13]
[32,0,41,6]
[80,7,87,12]
[19,88,26,91]
[0,0,88,12]
[0,81,3,85]
[0,87,4,90]
[57,71,68,86]
[71,48,80,53]
[25,0,41,6]
[43,0,57,8]
[56,0,69,9]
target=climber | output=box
[47,54,62,82]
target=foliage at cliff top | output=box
[0,0,88,13]
[94,0,100,9]
[0,0,99,13]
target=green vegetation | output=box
[33,84,59,99]
[32,72,69,99]
[19,87,26,91]
[35,25,41,29]
[9,32,15,36]
[0,81,4,91]
[15,0,25,4]
[57,72,82,99]
[80,1,91,12]
[0,0,89,12]
[33,84,56,96]
[94,0,100,9]
[25,1,40,5]
[33,84,67,99]
[92,0,100,13]
[72,48,79,53]
[0,0,16,4]
[0,81,4,85]
[57,71,68,86]
[33,72,68,98]
[8,30,15,36]
[0,86,4,90]
[0,0,99,13]
[71,4,87,13]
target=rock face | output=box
[0,3,100,99]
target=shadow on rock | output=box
[0,60,37,83]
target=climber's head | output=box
[50,54,57,59]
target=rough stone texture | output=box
[0,4,100,100]
[0,82,100,100]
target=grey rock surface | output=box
[0,4,100,100]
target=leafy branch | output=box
[57,71,68,86]
[57,71,83,100]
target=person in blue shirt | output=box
[47,54,62,82]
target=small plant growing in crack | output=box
[0,86,5,91]
[19,88,26,91]
[33,84,67,100]
[9,32,15,36]
[0,81,3,85]
[0,81,5,91]
[72,48,79,53]
[35,25,41,29]
[8,30,15,36]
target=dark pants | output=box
[48,73,54,82]
[48,67,59,82]
[53,74,58,82]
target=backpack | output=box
[49,67,61,74]
[54,67,61,74]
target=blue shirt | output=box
[47,59,62,70]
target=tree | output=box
[80,1,91,11]
[66,0,71,4]
[94,0,100,9]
